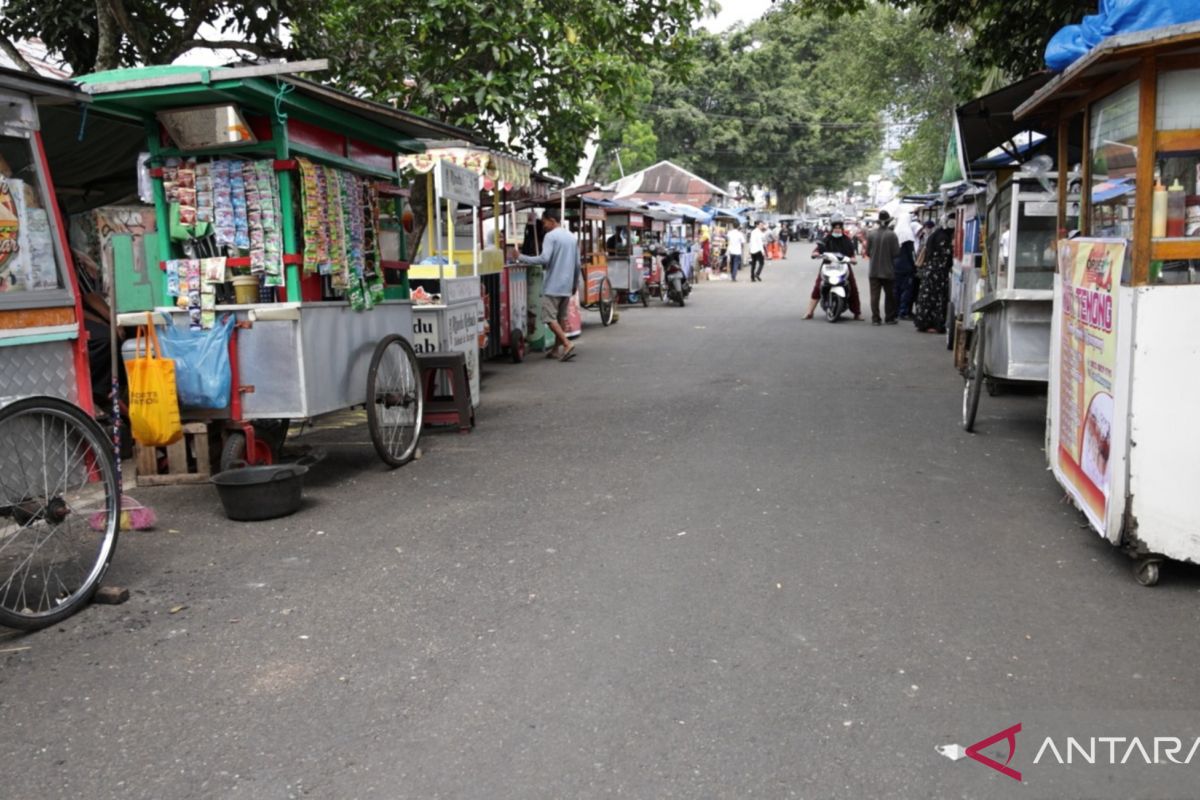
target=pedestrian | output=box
[726,223,746,281]
[779,225,789,258]
[748,221,767,281]
[803,215,863,320]
[517,208,580,361]
[893,210,917,320]
[866,209,900,325]
[700,224,712,272]
[912,217,954,334]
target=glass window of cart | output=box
[1152,68,1200,283]
[0,134,67,305]
[1013,178,1059,290]
[986,183,1011,292]
[1089,82,1139,239]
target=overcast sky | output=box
[702,0,775,32]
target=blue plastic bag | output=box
[158,314,234,409]
[1047,0,1200,71]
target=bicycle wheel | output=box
[599,277,615,326]
[0,396,119,630]
[366,335,424,468]
[962,321,985,433]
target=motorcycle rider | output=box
[803,215,862,320]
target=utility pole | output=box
[613,149,625,178]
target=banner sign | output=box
[1055,237,1125,534]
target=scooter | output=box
[662,249,691,307]
[819,253,854,322]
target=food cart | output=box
[603,208,645,304]
[962,171,1080,431]
[944,182,988,358]
[570,196,615,326]
[0,68,125,630]
[82,63,470,470]
[1014,20,1200,584]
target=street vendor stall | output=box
[1014,20,1200,584]
[0,67,123,630]
[81,62,463,471]
[603,207,645,304]
[568,196,616,327]
[962,170,1080,431]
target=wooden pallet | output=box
[135,423,212,487]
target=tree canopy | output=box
[599,3,982,202]
[292,0,712,177]
[0,1,299,73]
[784,0,1095,78]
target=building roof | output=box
[603,160,728,201]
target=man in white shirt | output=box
[748,221,767,282]
[725,225,746,282]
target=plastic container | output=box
[211,462,308,521]
[231,274,259,305]
[1152,180,1168,238]
[1167,179,1186,237]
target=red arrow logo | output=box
[966,723,1022,781]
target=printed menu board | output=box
[1055,238,1125,534]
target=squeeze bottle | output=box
[1152,179,1168,238]
[1167,179,1186,237]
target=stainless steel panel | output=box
[297,302,413,419]
[0,340,78,404]
[983,299,1053,382]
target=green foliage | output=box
[594,119,660,183]
[0,1,299,73]
[786,0,1096,77]
[628,3,982,201]
[292,0,712,176]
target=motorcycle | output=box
[661,249,691,307]
[819,253,854,322]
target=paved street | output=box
[2,251,1198,800]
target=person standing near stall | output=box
[866,210,900,325]
[518,208,580,361]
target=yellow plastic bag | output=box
[128,316,183,446]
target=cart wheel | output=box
[1135,558,1162,587]
[962,321,985,433]
[599,278,615,326]
[510,328,526,364]
[220,429,274,472]
[366,334,423,468]
[985,378,1001,397]
[0,396,120,631]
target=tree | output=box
[784,0,1095,78]
[593,119,660,184]
[292,0,711,178]
[0,1,300,74]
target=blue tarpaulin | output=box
[1046,1,1200,71]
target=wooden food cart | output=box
[1015,20,1200,584]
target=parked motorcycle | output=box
[819,253,854,322]
[661,249,691,307]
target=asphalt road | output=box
[2,250,1198,800]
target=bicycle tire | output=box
[0,395,120,630]
[366,335,424,468]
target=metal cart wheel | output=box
[0,396,120,630]
[366,334,423,468]
[510,328,526,364]
[220,428,275,472]
[599,277,615,326]
[962,320,985,433]
[1135,558,1163,587]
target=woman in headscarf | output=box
[912,217,954,333]
[893,210,917,319]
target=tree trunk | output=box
[0,36,36,73]
[94,0,119,71]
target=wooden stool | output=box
[417,352,474,433]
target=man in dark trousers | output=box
[866,210,900,325]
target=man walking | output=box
[518,208,580,361]
[866,210,900,325]
[726,224,746,281]
[748,221,767,282]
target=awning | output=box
[955,73,1057,171]
[397,145,532,191]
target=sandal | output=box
[559,346,577,362]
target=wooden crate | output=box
[135,423,212,486]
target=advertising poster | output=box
[1055,238,1124,534]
